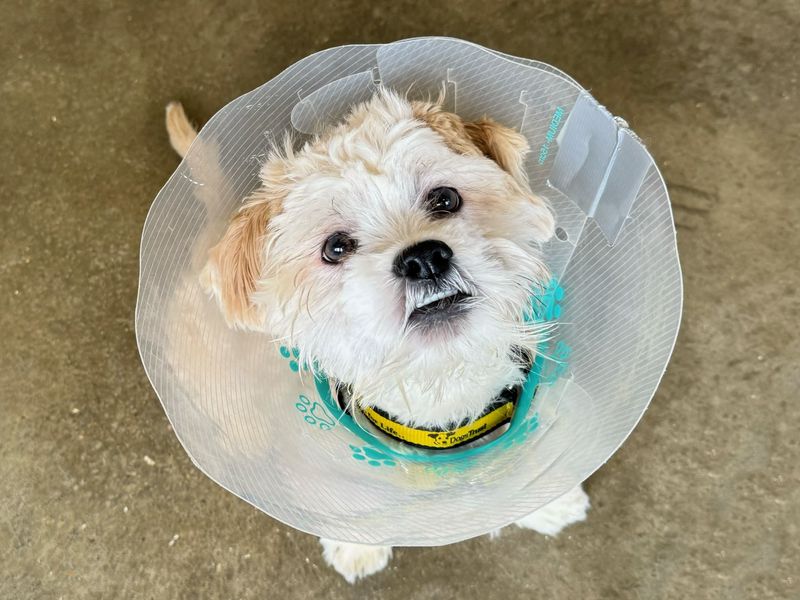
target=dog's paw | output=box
[319,538,392,583]
[515,485,590,537]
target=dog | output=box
[165,89,590,583]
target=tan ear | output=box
[201,191,281,329]
[412,102,530,185]
[462,118,530,185]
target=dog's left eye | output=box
[322,232,358,264]
[425,187,462,217]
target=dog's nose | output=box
[393,240,453,280]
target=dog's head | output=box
[203,89,554,420]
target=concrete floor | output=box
[2,0,798,598]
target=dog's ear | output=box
[462,118,530,186]
[201,160,287,329]
[201,198,276,329]
[412,102,530,186]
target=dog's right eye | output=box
[322,232,358,264]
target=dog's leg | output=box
[319,538,393,583]
[514,484,590,536]
[165,101,198,158]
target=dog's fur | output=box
[165,91,589,583]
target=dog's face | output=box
[203,90,554,421]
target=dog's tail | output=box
[165,101,198,158]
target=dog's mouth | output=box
[406,286,473,328]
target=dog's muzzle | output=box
[395,241,474,327]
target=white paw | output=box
[515,485,590,537]
[319,538,392,583]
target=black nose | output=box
[393,240,453,281]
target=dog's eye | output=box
[322,232,358,264]
[425,187,462,217]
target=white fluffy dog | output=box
[166,90,590,583]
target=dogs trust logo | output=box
[426,423,488,447]
[537,106,565,165]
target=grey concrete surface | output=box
[1,1,798,598]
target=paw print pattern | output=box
[539,278,565,322]
[529,279,572,383]
[295,394,336,431]
[424,460,472,477]
[279,345,310,373]
[551,341,571,378]
[541,340,572,385]
[502,413,541,448]
[349,445,397,468]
